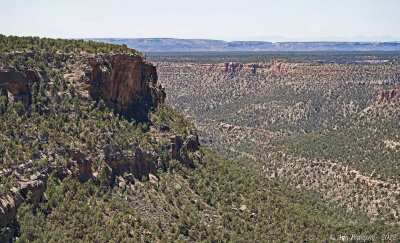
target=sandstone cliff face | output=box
[377,86,400,102]
[104,145,157,181]
[0,67,39,107]
[86,54,166,121]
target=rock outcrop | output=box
[0,135,202,240]
[104,145,157,181]
[0,67,39,107]
[86,54,166,121]
[0,173,46,242]
[103,133,201,185]
[224,63,242,73]
[170,134,200,167]
[67,149,93,182]
[0,52,201,239]
[377,86,400,102]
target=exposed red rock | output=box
[67,149,93,182]
[86,54,166,120]
[0,68,39,107]
[377,86,400,102]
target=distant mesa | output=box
[86,38,400,52]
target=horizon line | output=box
[84,37,400,43]
[2,34,400,43]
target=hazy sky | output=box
[1,0,399,41]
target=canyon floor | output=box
[150,51,400,221]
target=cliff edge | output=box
[0,49,199,241]
[86,54,165,121]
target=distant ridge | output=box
[86,38,400,52]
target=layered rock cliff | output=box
[86,54,166,121]
[0,53,166,121]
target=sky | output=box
[1,0,399,42]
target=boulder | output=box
[149,174,159,186]
[239,205,247,211]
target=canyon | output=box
[1,36,399,241]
